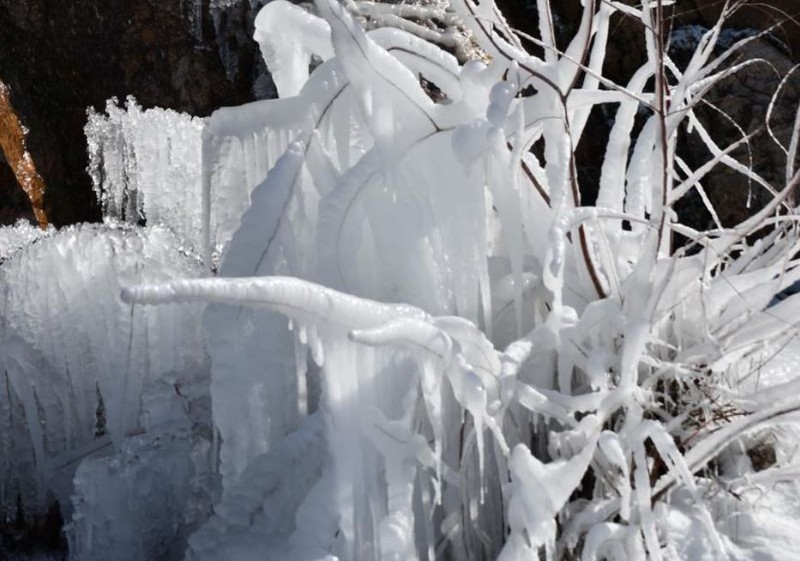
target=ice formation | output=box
[86,99,207,257]
[0,219,52,262]
[5,0,800,559]
[118,0,800,556]
[0,222,209,551]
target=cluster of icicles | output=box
[65,0,800,558]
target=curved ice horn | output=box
[122,276,429,329]
[349,317,454,361]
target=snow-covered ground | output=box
[662,345,800,561]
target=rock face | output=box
[0,0,265,226]
[668,1,800,230]
[684,0,800,59]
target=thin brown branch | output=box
[0,80,48,228]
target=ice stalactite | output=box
[86,98,207,255]
[126,276,509,560]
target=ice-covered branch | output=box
[123,276,429,329]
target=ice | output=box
[87,94,307,268]
[123,276,430,329]
[185,413,327,561]
[67,365,213,560]
[598,431,631,520]
[113,0,800,555]
[0,219,53,262]
[125,276,505,558]
[86,98,207,257]
[67,428,194,561]
[501,430,599,559]
[4,0,796,557]
[0,223,207,524]
[254,1,334,97]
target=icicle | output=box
[598,431,630,521]
[87,98,206,256]
[294,331,309,417]
[254,0,334,97]
[462,368,487,501]
[308,324,326,367]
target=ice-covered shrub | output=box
[85,0,800,558]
